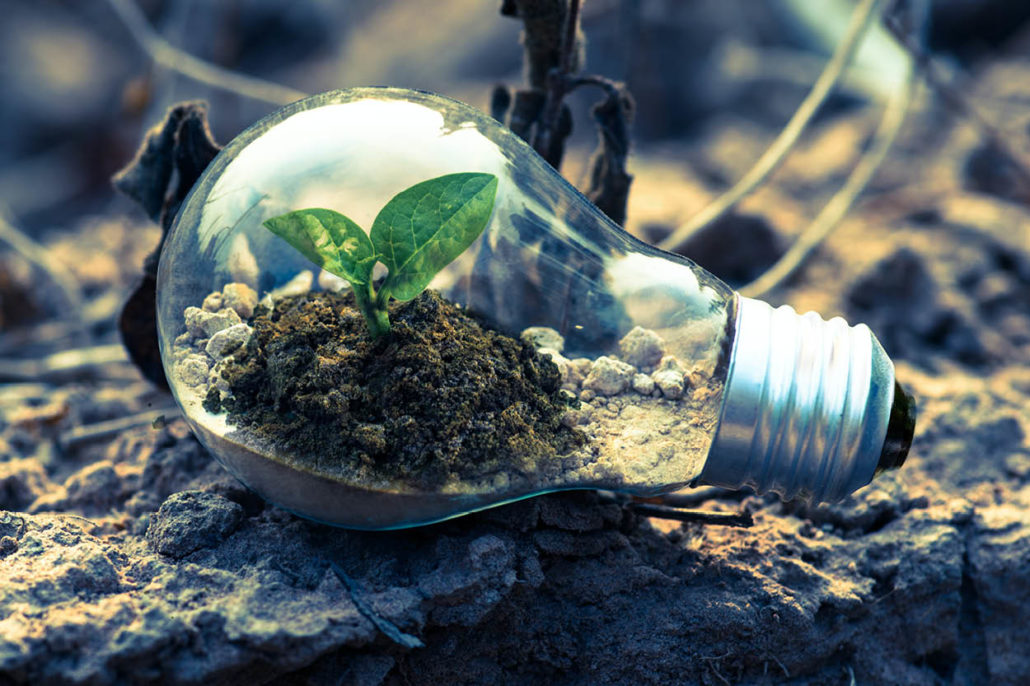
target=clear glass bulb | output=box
[158,88,914,529]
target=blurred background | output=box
[2,0,1030,365]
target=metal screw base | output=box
[699,296,907,503]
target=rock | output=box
[202,292,223,312]
[537,348,569,384]
[521,327,564,353]
[570,358,593,379]
[618,326,666,368]
[205,323,252,358]
[631,373,655,395]
[563,358,586,390]
[146,490,243,559]
[178,354,210,386]
[653,372,684,399]
[652,355,686,399]
[184,306,242,338]
[561,405,593,427]
[222,282,258,319]
[583,356,635,396]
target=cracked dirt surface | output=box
[2,187,1029,685]
[3,8,1030,685]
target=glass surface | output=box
[157,88,736,528]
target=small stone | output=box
[655,355,685,375]
[563,361,585,391]
[146,491,243,559]
[172,345,191,363]
[653,372,684,399]
[653,355,687,399]
[619,326,666,368]
[174,332,191,347]
[202,292,223,312]
[571,358,592,378]
[561,405,593,427]
[583,356,635,396]
[179,355,210,386]
[606,403,619,414]
[631,373,655,395]
[206,323,252,358]
[185,306,242,338]
[521,327,564,353]
[580,389,596,402]
[538,348,569,384]
[221,282,258,319]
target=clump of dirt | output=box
[202,289,583,490]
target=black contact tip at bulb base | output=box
[877,381,916,474]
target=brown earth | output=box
[2,4,1030,685]
[204,288,581,490]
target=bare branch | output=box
[740,55,915,298]
[658,0,883,253]
[628,502,753,528]
[105,0,308,106]
[58,409,180,450]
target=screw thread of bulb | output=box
[699,296,909,503]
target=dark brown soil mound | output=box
[203,289,583,489]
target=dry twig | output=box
[598,492,753,527]
[740,51,915,297]
[628,502,753,528]
[58,408,180,449]
[105,0,308,105]
[658,0,883,253]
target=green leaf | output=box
[263,208,377,285]
[370,172,498,301]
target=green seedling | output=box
[263,172,498,338]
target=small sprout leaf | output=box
[371,172,498,301]
[264,208,376,285]
[262,172,498,338]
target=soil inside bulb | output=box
[172,277,725,499]
[200,288,585,490]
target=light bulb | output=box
[157,88,915,530]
